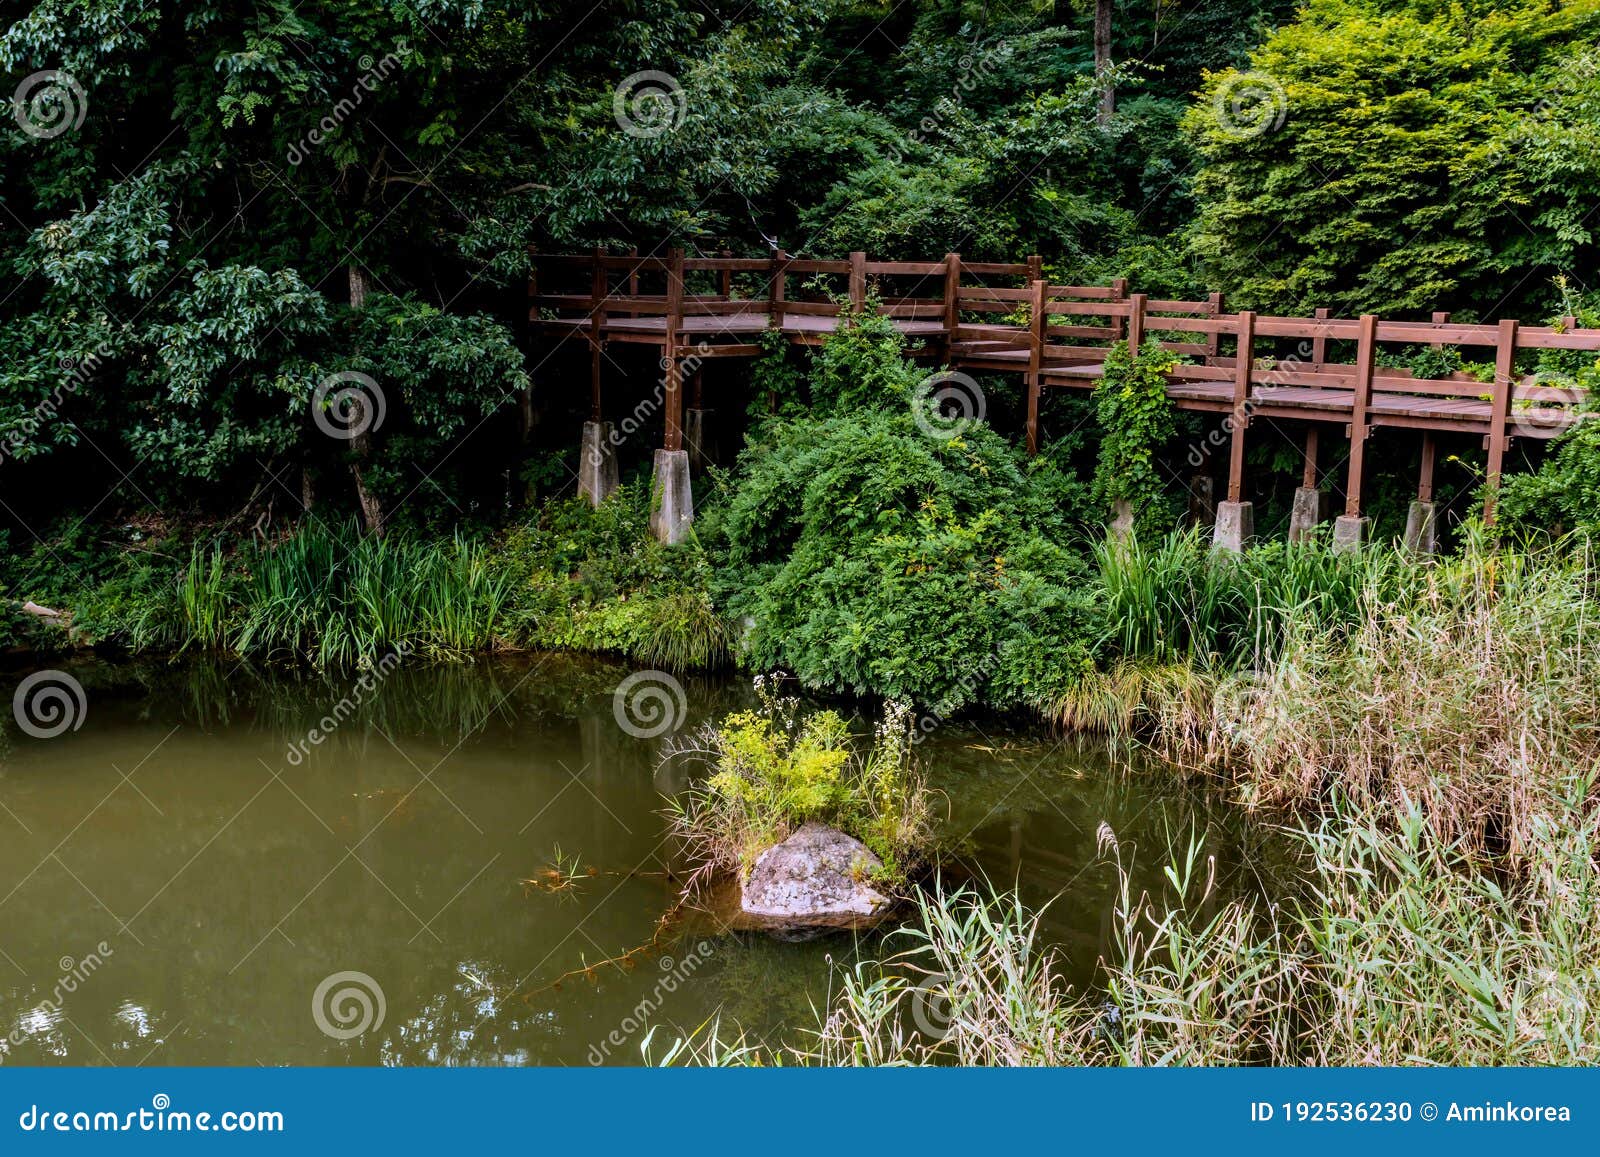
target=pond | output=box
[0,655,1286,1065]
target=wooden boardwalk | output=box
[531,249,1596,531]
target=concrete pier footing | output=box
[1287,486,1331,543]
[1403,500,1438,554]
[577,421,619,507]
[1332,514,1368,554]
[649,449,694,545]
[1109,498,1136,542]
[1212,501,1254,553]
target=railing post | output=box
[848,251,866,315]
[1311,306,1330,365]
[1026,254,1042,283]
[943,253,961,342]
[1205,292,1223,360]
[769,249,788,332]
[1026,279,1046,456]
[663,247,686,452]
[1227,311,1255,504]
[1343,313,1378,518]
[1484,318,1519,526]
[1110,277,1129,343]
[1429,310,1450,351]
[719,249,733,299]
[1127,293,1147,356]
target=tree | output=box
[1184,0,1600,317]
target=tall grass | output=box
[659,779,1600,1066]
[140,523,513,666]
[1092,528,1404,666]
[1066,533,1600,862]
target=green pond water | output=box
[0,655,1284,1066]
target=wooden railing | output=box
[530,249,1595,518]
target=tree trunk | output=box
[347,264,386,537]
[1095,0,1114,123]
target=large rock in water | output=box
[739,822,894,934]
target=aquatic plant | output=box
[656,775,1600,1066]
[666,679,934,888]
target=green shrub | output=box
[669,683,933,885]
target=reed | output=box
[657,776,1600,1066]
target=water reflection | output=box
[0,655,1286,1065]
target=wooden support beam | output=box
[1484,317,1519,525]
[663,247,686,452]
[1302,425,1319,489]
[691,366,704,410]
[848,251,866,315]
[1343,313,1379,518]
[1418,431,1436,503]
[1227,311,1256,504]
[589,248,607,421]
[942,252,961,348]
[1110,277,1129,342]
[1026,278,1045,457]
